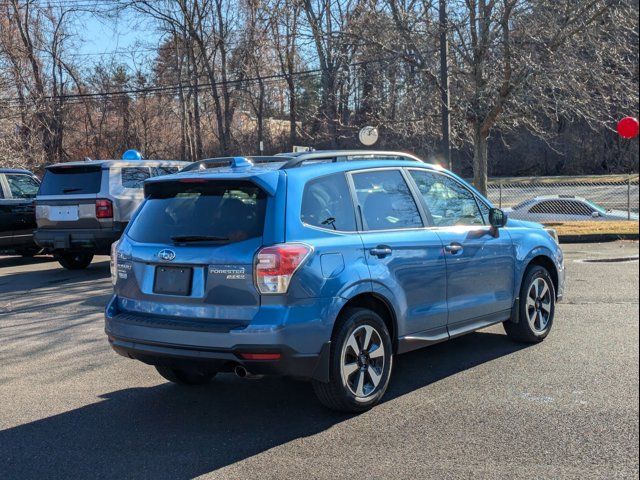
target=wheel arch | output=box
[524,254,559,298]
[510,251,560,324]
[335,292,398,353]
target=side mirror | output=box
[489,208,508,228]
[591,211,600,218]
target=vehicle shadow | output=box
[0,331,529,479]
[0,258,110,296]
[0,255,54,268]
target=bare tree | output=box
[448,0,635,194]
[269,0,303,147]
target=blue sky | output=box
[70,8,161,70]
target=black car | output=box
[0,168,41,256]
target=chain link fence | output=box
[486,174,639,224]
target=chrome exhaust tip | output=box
[234,365,263,380]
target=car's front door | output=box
[350,168,448,345]
[407,169,515,336]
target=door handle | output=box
[370,246,392,258]
[444,243,464,255]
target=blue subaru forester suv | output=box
[106,151,565,412]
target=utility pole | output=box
[439,0,452,171]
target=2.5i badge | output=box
[209,266,246,280]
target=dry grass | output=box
[545,221,640,236]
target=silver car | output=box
[504,195,639,223]
[35,158,188,269]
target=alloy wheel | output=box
[340,325,385,398]
[526,277,552,333]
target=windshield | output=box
[511,199,537,210]
[127,181,267,244]
[585,199,607,214]
[39,165,102,195]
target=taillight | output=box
[255,243,312,294]
[96,199,113,219]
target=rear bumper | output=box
[108,335,330,380]
[34,224,125,254]
[104,295,337,381]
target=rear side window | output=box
[6,174,39,199]
[152,167,179,177]
[121,167,151,189]
[352,170,422,230]
[301,173,356,231]
[39,165,102,195]
[128,181,267,244]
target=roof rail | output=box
[182,155,291,172]
[278,150,423,169]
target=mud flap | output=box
[509,297,520,324]
[311,341,332,383]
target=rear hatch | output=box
[36,164,108,229]
[115,176,278,325]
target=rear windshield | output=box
[128,181,267,244]
[39,165,102,195]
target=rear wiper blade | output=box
[171,235,229,243]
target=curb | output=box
[559,233,640,243]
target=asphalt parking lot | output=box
[0,241,638,479]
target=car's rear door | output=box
[108,166,151,223]
[4,173,40,241]
[406,169,515,335]
[349,168,448,343]
[0,174,13,247]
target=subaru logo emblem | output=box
[157,249,176,262]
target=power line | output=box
[0,54,412,106]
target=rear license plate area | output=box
[154,266,193,296]
[50,206,79,221]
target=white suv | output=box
[35,158,188,269]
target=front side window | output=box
[121,167,151,189]
[568,201,595,216]
[409,170,484,226]
[6,174,39,199]
[301,173,356,231]
[352,170,422,230]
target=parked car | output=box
[34,156,189,270]
[106,150,565,412]
[0,168,41,256]
[504,195,639,222]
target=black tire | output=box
[56,252,94,270]
[504,265,556,343]
[312,308,393,413]
[155,366,216,386]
